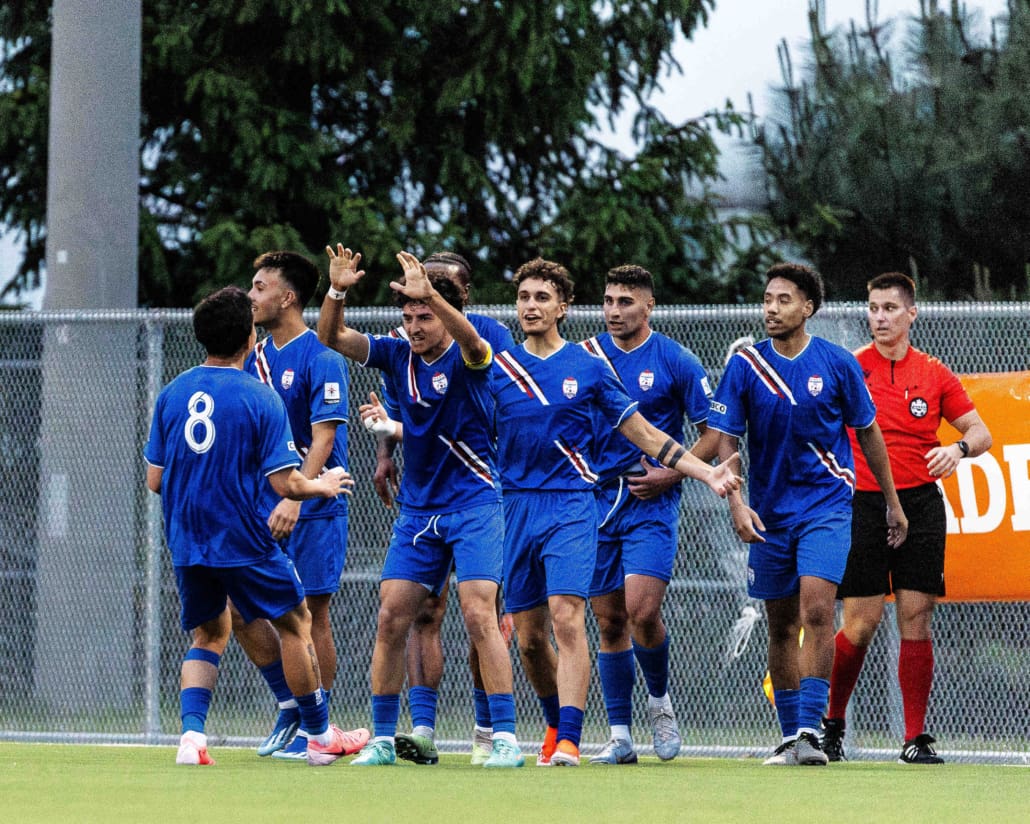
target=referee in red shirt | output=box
[822,272,992,764]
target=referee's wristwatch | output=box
[955,440,970,458]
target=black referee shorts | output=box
[838,482,947,598]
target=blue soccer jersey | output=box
[245,328,349,520]
[581,330,712,482]
[473,341,639,491]
[707,336,876,529]
[144,366,300,567]
[379,313,515,421]
[364,334,501,513]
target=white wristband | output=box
[363,415,398,437]
[327,286,347,301]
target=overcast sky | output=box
[659,0,1007,121]
[0,0,1009,307]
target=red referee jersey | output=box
[848,343,975,491]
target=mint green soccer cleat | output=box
[482,739,525,768]
[470,741,493,765]
[395,732,439,765]
[350,740,397,766]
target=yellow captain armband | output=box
[463,342,493,370]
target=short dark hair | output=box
[424,251,473,288]
[253,250,320,307]
[766,262,825,316]
[867,271,916,305]
[193,286,253,357]
[513,257,575,305]
[606,264,654,293]
[392,272,465,314]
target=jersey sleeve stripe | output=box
[496,351,550,404]
[807,442,856,490]
[437,435,495,486]
[554,436,599,484]
[739,346,797,405]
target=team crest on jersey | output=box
[807,375,824,396]
[638,370,655,391]
[909,397,928,418]
[281,369,295,390]
[323,382,341,403]
[562,377,578,398]
[432,371,449,394]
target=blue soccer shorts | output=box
[503,489,598,613]
[746,504,852,600]
[175,550,305,631]
[591,479,680,597]
[283,513,348,596]
[381,502,504,592]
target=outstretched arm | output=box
[617,411,740,498]
[268,466,354,501]
[317,244,371,362]
[392,251,491,367]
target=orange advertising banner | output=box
[937,371,1030,601]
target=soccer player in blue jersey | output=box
[143,285,359,767]
[355,252,516,766]
[704,263,908,766]
[317,246,524,768]
[233,250,368,760]
[580,264,712,764]
[470,258,740,767]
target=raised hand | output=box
[324,243,366,291]
[389,250,435,302]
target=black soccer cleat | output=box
[821,716,847,762]
[898,733,945,764]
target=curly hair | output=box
[513,257,575,305]
[766,262,825,316]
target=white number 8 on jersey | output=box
[185,391,216,454]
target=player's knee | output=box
[595,615,628,647]
[376,601,416,641]
[626,600,662,634]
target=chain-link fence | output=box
[1,303,1027,763]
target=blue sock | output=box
[473,688,492,728]
[258,660,296,707]
[408,686,438,731]
[486,693,516,736]
[798,676,830,733]
[295,689,329,737]
[371,694,401,739]
[180,648,220,734]
[632,634,670,698]
[773,688,800,739]
[557,705,585,747]
[322,687,331,711]
[598,649,635,727]
[538,693,560,729]
[180,687,212,734]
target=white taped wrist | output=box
[363,415,398,437]
[327,286,347,301]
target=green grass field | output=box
[1,743,1027,823]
